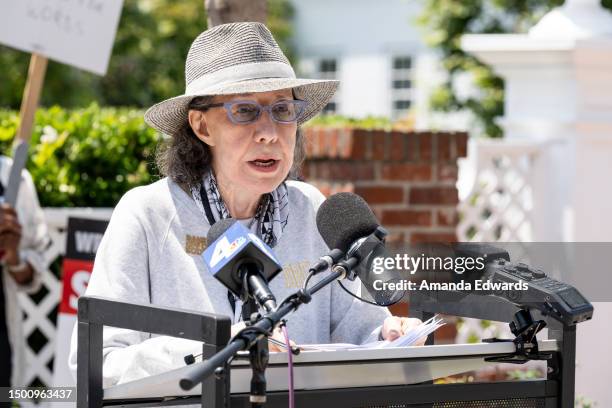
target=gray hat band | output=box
[144,22,338,135]
[186,62,296,95]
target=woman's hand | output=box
[0,203,22,263]
[267,326,296,353]
[381,316,427,346]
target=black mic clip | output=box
[342,226,388,281]
[296,289,312,304]
[483,309,552,364]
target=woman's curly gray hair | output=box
[156,96,306,187]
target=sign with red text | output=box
[58,217,107,314]
[59,259,95,315]
[54,216,108,389]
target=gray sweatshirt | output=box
[68,178,389,387]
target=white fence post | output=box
[17,208,112,406]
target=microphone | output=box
[316,192,405,306]
[309,248,345,274]
[316,192,379,254]
[204,219,282,313]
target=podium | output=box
[103,341,560,407]
[77,295,576,408]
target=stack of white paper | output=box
[299,315,445,351]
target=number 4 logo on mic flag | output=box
[203,222,281,275]
[209,235,246,268]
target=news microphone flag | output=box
[203,221,282,298]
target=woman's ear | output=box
[188,110,215,146]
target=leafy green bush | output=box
[0,107,397,208]
[0,105,160,207]
[305,114,393,130]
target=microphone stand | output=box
[242,296,271,407]
[179,258,359,406]
[248,336,269,407]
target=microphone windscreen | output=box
[206,218,237,244]
[316,192,379,252]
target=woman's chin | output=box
[243,167,288,194]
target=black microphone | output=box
[316,192,405,306]
[204,218,281,313]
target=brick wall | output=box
[301,127,468,244]
[301,127,468,341]
[302,127,467,343]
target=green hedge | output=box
[305,114,392,130]
[0,106,400,208]
[0,104,160,207]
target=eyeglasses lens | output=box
[229,101,301,124]
[230,103,260,123]
[271,101,298,122]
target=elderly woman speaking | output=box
[69,22,423,387]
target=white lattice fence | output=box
[18,208,112,392]
[457,140,542,243]
[455,139,542,343]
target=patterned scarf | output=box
[191,171,289,248]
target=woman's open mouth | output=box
[248,159,280,172]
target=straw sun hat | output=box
[144,21,339,136]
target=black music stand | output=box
[76,296,231,408]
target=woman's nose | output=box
[254,110,279,143]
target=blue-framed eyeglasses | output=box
[192,99,307,125]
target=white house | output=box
[288,0,471,131]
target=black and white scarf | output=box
[191,171,289,248]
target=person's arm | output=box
[329,279,427,345]
[329,277,392,344]
[67,191,202,387]
[1,169,50,291]
[4,248,35,285]
[0,204,34,284]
